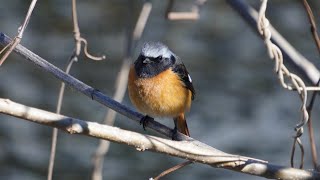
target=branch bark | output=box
[0,98,319,179]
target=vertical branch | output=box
[306,82,319,170]
[301,0,320,171]
[91,2,152,180]
[48,0,106,179]
[0,0,37,66]
[301,0,320,53]
[47,55,78,180]
[257,0,310,169]
[47,0,80,179]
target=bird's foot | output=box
[140,115,153,131]
[171,126,178,140]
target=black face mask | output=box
[134,54,176,78]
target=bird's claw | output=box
[172,126,178,140]
[140,115,153,130]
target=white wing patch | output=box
[188,74,192,83]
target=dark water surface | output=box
[1,1,320,179]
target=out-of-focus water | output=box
[1,1,320,179]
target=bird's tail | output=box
[174,113,190,136]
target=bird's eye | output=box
[170,55,176,64]
[156,55,163,60]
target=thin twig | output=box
[1,0,37,61]
[301,0,320,54]
[132,1,152,40]
[152,161,193,180]
[1,98,320,180]
[71,0,105,61]
[0,38,20,65]
[165,0,206,21]
[226,0,320,84]
[47,55,78,180]
[257,0,308,169]
[48,0,105,179]
[0,0,37,65]
[227,0,320,170]
[306,81,319,170]
[301,0,320,170]
[91,2,152,179]
[48,1,81,178]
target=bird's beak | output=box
[143,58,152,64]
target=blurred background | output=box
[1,0,320,179]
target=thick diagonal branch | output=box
[0,98,319,179]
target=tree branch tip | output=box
[167,12,199,21]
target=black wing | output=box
[172,64,195,100]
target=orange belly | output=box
[128,65,192,117]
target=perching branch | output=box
[0,32,181,141]
[1,32,320,179]
[0,98,319,180]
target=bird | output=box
[127,42,195,137]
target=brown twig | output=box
[226,0,320,85]
[301,0,320,170]
[302,0,320,53]
[48,0,106,179]
[306,80,320,171]
[165,0,206,21]
[91,2,152,180]
[47,0,81,179]
[153,161,193,180]
[71,0,105,61]
[291,133,305,169]
[0,0,37,66]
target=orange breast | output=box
[128,65,192,117]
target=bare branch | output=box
[301,0,320,55]
[153,161,193,180]
[226,0,320,85]
[71,0,105,61]
[0,0,37,65]
[165,0,206,21]
[132,2,152,40]
[92,3,152,179]
[0,32,182,141]
[0,98,319,179]
[47,43,78,180]
[301,0,320,171]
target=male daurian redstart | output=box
[128,42,195,137]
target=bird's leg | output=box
[140,115,153,130]
[172,118,179,140]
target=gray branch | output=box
[226,0,320,84]
[0,98,319,179]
